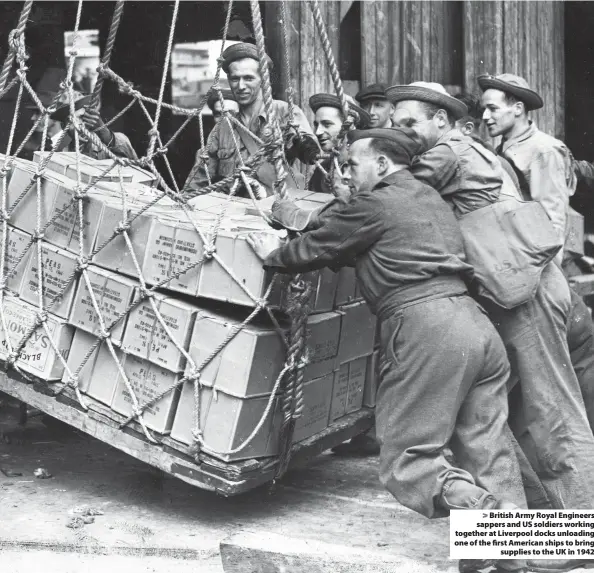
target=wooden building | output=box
[0,1,591,208]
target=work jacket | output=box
[184,99,316,196]
[264,169,472,315]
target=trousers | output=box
[375,294,527,519]
[485,263,594,509]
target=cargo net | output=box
[0,0,355,475]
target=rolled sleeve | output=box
[110,132,138,161]
[264,192,384,274]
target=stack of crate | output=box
[1,153,378,464]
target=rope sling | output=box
[0,0,356,478]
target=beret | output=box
[346,127,428,165]
[221,42,273,74]
[385,81,468,120]
[477,73,543,111]
[207,89,236,111]
[308,93,372,128]
[355,83,388,104]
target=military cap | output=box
[206,89,236,111]
[385,81,468,120]
[477,73,543,111]
[355,83,388,104]
[221,42,273,74]
[347,127,428,165]
[308,93,372,128]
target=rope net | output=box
[0,0,362,472]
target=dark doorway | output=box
[565,1,594,230]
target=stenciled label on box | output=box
[20,243,78,319]
[69,266,136,345]
[111,354,181,434]
[0,296,73,379]
[1,226,32,293]
[121,293,196,372]
[142,218,204,294]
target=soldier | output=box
[184,42,320,197]
[387,80,594,573]
[23,67,137,161]
[248,127,528,573]
[354,83,394,128]
[307,92,370,195]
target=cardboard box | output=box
[91,158,158,187]
[566,207,585,257]
[303,311,342,380]
[20,242,79,319]
[170,371,333,461]
[33,151,132,184]
[329,356,368,423]
[170,381,283,462]
[141,214,207,295]
[69,265,137,345]
[0,295,73,380]
[336,301,376,364]
[363,351,379,408]
[197,227,283,307]
[121,291,198,372]
[185,311,286,398]
[292,372,334,442]
[110,353,182,434]
[0,225,32,294]
[62,328,122,405]
[7,164,104,256]
[275,270,339,314]
[334,267,358,307]
[92,196,160,278]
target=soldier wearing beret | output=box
[354,83,394,129]
[247,127,527,573]
[184,42,320,197]
[389,80,594,573]
[307,92,371,195]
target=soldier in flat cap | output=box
[307,92,370,195]
[247,127,527,573]
[355,83,394,129]
[207,88,239,125]
[184,42,320,197]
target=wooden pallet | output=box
[0,370,374,496]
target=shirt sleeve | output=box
[183,128,221,193]
[410,144,458,194]
[263,192,384,274]
[110,132,138,161]
[574,159,594,190]
[528,148,572,250]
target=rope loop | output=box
[33,230,45,242]
[76,257,89,272]
[74,186,85,200]
[0,209,9,223]
[6,352,18,367]
[99,329,111,341]
[66,373,79,387]
[139,286,154,300]
[36,311,48,325]
[67,48,79,58]
[115,220,131,234]
[187,368,201,383]
[0,281,6,292]
[203,244,216,260]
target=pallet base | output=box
[0,371,374,495]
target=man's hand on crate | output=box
[246,232,282,261]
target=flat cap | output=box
[385,81,468,119]
[221,42,273,74]
[355,83,388,104]
[309,93,372,128]
[207,89,236,111]
[346,127,428,165]
[477,73,543,111]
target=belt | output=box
[376,275,468,322]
